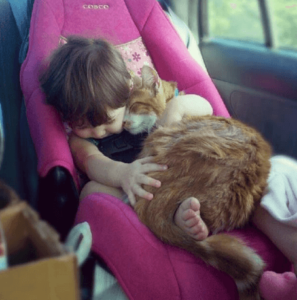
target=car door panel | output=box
[213,78,297,157]
[200,39,297,158]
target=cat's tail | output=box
[135,203,264,299]
[173,232,264,300]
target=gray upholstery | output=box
[0,0,25,197]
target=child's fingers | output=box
[133,185,153,201]
[142,163,167,173]
[138,156,167,167]
[128,192,136,206]
[137,156,155,164]
[136,157,167,173]
[138,174,161,188]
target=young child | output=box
[41,36,296,299]
[39,35,213,213]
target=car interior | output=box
[0,0,296,299]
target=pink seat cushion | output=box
[75,193,291,300]
[20,0,229,187]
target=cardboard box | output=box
[0,201,80,300]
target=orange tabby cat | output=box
[124,66,272,300]
[123,66,182,134]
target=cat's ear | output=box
[132,75,142,91]
[141,65,162,96]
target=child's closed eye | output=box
[76,125,89,130]
[106,118,115,125]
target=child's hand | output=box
[119,156,167,206]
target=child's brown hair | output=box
[39,36,131,127]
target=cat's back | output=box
[140,115,270,163]
[137,115,271,231]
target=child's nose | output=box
[93,126,106,139]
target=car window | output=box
[269,0,297,50]
[208,0,264,43]
[208,0,297,50]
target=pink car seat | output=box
[21,0,229,237]
[20,0,291,298]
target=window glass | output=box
[209,0,264,43]
[269,0,297,50]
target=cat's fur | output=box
[124,66,272,300]
[124,66,181,134]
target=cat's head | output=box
[124,66,177,134]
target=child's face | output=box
[72,107,126,139]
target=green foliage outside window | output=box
[209,0,297,50]
[270,0,297,49]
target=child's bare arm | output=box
[178,94,213,117]
[157,94,213,127]
[69,133,167,204]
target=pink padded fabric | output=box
[115,37,157,78]
[20,1,291,297]
[20,0,229,186]
[75,193,291,300]
[20,1,290,297]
